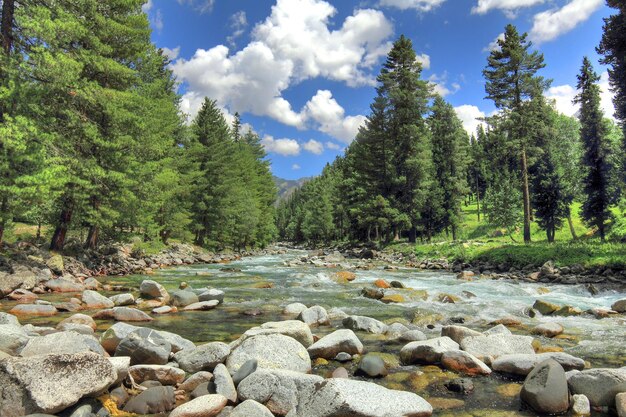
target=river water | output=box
[11,250,626,416]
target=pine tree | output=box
[483,24,551,243]
[574,57,619,241]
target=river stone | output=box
[0,352,116,416]
[55,324,93,336]
[334,352,352,362]
[241,320,314,347]
[171,290,199,307]
[286,378,433,417]
[115,328,171,365]
[8,289,38,302]
[213,363,237,403]
[616,392,626,417]
[180,371,214,392]
[0,312,20,326]
[45,278,84,293]
[230,400,273,417]
[174,342,231,373]
[81,290,114,309]
[226,334,311,374]
[531,322,564,338]
[191,381,213,399]
[533,299,560,315]
[198,289,225,304]
[20,331,105,357]
[459,334,535,365]
[58,313,97,330]
[156,329,196,353]
[93,307,153,322]
[520,359,569,415]
[441,325,483,344]
[400,336,459,365]
[342,315,388,334]
[483,324,512,336]
[385,322,410,338]
[100,322,139,353]
[567,368,626,407]
[400,329,428,342]
[441,350,491,376]
[492,352,585,376]
[283,303,307,315]
[109,293,135,306]
[356,354,387,378]
[328,307,349,321]
[232,359,257,386]
[297,305,330,326]
[183,300,220,311]
[237,369,323,416]
[140,280,170,302]
[108,356,131,386]
[611,299,626,313]
[169,394,228,417]
[571,394,591,416]
[307,329,363,359]
[129,365,185,385]
[9,304,57,317]
[0,324,29,356]
[123,385,176,415]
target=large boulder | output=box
[100,322,139,353]
[240,320,314,347]
[226,334,311,374]
[441,325,483,344]
[80,290,114,309]
[283,303,307,315]
[492,352,585,376]
[109,293,135,306]
[342,315,388,334]
[115,328,171,365]
[0,324,29,356]
[0,312,20,326]
[140,280,170,302]
[183,300,220,311]
[9,304,57,317]
[93,306,153,322]
[307,329,363,359]
[58,314,97,331]
[170,290,199,307]
[285,378,433,417]
[297,306,329,326]
[531,322,564,338]
[230,400,274,417]
[459,334,535,365]
[198,289,225,304]
[213,363,237,403]
[123,385,176,415]
[169,394,227,417]
[45,278,84,293]
[611,299,626,313]
[128,365,185,386]
[400,337,459,365]
[0,352,116,416]
[520,359,569,415]
[155,329,195,353]
[440,350,491,376]
[0,266,51,296]
[174,342,231,373]
[237,369,324,416]
[20,331,105,357]
[533,299,560,315]
[567,368,626,407]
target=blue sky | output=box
[143,0,616,180]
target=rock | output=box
[441,325,483,344]
[571,394,590,416]
[327,307,349,321]
[390,280,406,288]
[616,392,626,417]
[400,336,459,365]
[0,266,51,296]
[0,352,116,416]
[533,299,560,315]
[531,322,564,338]
[0,312,20,326]
[237,369,323,416]
[169,394,227,417]
[483,324,512,335]
[0,324,29,356]
[58,313,97,330]
[297,305,329,326]
[286,378,432,417]
[226,334,311,374]
[93,306,153,322]
[459,334,535,365]
[8,289,38,302]
[80,290,114,309]
[180,371,214,392]
[183,300,220,311]
[82,277,101,290]
[140,279,170,302]
[56,322,94,335]
[45,278,84,293]
[174,342,231,373]
[100,322,139,353]
[109,293,135,306]
[567,368,626,407]
[325,251,345,263]
[441,350,491,376]
[123,386,176,415]
[230,400,274,417]
[380,294,405,304]
[384,322,410,338]
[232,359,257,386]
[108,356,131,386]
[283,303,307,315]
[241,320,314,347]
[457,270,475,280]
[445,378,474,394]
[9,304,57,317]
[492,352,585,376]
[437,293,460,303]
[553,305,583,316]
[153,305,175,314]
[334,271,356,282]
[373,279,391,288]
[129,365,185,385]
[20,331,105,357]
[171,290,199,307]
[611,299,626,313]
[331,367,349,378]
[198,289,225,304]
[356,354,387,378]
[156,329,195,353]
[342,315,388,334]
[213,363,237,403]
[307,329,363,360]
[115,328,171,365]
[520,359,569,415]
[399,330,427,342]
[46,254,64,274]
[361,287,384,300]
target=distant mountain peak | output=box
[273,175,312,201]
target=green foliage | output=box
[482,169,523,240]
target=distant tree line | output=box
[278,11,626,245]
[0,0,276,251]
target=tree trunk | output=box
[452,225,457,241]
[50,206,73,251]
[393,227,400,242]
[408,227,416,243]
[521,147,531,243]
[85,225,99,249]
[0,0,15,56]
[36,220,41,239]
[567,214,578,240]
[598,220,605,242]
[0,222,4,246]
[546,225,555,243]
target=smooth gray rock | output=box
[123,386,176,415]
[240,320,314,347]
[108,356,131,386]
[183,300,220,311]
[520,359,569,415]
[492,352,585,376]
[155,329,195,353]
[531,322,564,338]
[307,329,363,359]
[297,306,329,326]
[214,363,237,403]
[56,323,94,335]
[0,312,20,326]
[568,368,626,407]
[0,352,116,416]
[179,371,213,392]
[0,324,29,356]
[20,331,105,357]
[285,378,433,417]
[342,315,388,334]
[139,280,169,301]
[109,293,135,306]
[174,342,231,373]
[385,322,410,338]
[198,289,225,304]
[81,290,114,309]
[129,365,185,385]
[459,334,535,365]
[483,324,512,336]
[440,350,492,376]
[226,334,311,374]
[400,336,459,365]
[170,290,199,307]
[441,325,483,344]
[169,394,227,417]
[356,354,387,378]
[230,400,273,417]
[58,314,96,331]
[100,322,139,353]
[283,303,307,315]
[232,359,257,386]
[571,394,590,416]
[115,328,171,365]
[400,329,427,342]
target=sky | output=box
[143,0,617,180]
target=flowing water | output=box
[7,250,626,416]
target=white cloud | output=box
[303,90,367,143]
[545,71,616,119]
[227,11,248,48]
[153,9,164,31]
[292,164,301,170]
[483,33,505,53]
[326,141,342,150]
[162,46,181,60]
[454,105,487,135]
[416,53,431,70]
[142,0,153,13]
[177,0,215,13]
[303,139,324,154]
[429,73,460,97]
[379,0,445,11]
[529,0,604,44]
[261,135,301,156]
[472,0,545,17]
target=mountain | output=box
[273,176,311,201]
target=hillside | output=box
[273,176,311,201]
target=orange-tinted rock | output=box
[373,279,391,289]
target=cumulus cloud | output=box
[303,139,324,155]
[454,105,487,135]
[326,141,342,150]
[303,90,367,143]
[429,73,460,97]
[529,0,604,44]
[162,46,181,61]
[378,0,446,12]
[153,9,164,31]
[142,0,153,13]
[483,33,505,53]
[472,0,545,17]
[416,53,431,70]
[261,135,301,156]
[177,0,215,14]
[545,71,616,119]
[227,11,248,48]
